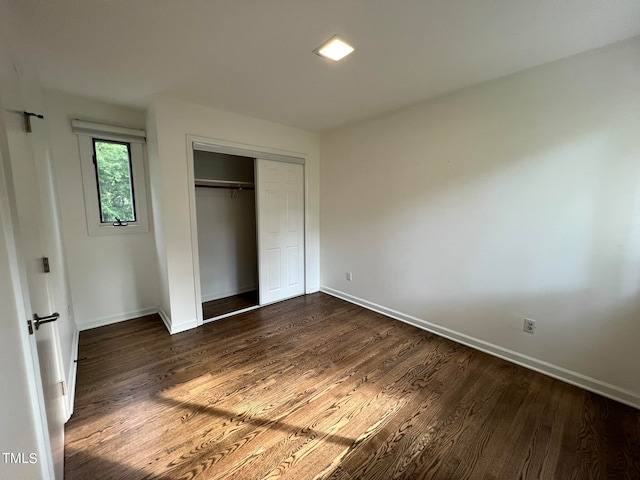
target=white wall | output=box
[145,104,171,321]
[148,97,320,333]
[45,92,159,329]
[320,37,640,407]
[194,151,254,181]
[196,188,257,301]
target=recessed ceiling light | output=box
[314,35,355,62]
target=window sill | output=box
[87,221,149,236]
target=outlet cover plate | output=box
[523,318,536,334]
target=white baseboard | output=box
[77,307,158,331]
[320,286,640,410]
[169,321,198,334]
[201,284,257,303]
[169,319,198,335]
[158,306,197,334]
[65,327,80,421]
[158,307,171,333]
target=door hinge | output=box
[27,319,34,335]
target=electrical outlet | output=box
[346,272,352,281]
[523,318,536,334]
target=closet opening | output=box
[194,150,259,321]
[190,138,307,326]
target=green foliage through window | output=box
[93,139,136,223]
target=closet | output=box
[192,141,306,323]
[194,150,259,319]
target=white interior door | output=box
[5,103,67,479]
[256,159,305,304]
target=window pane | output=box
[93,140,136,223]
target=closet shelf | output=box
[195,179,255,189]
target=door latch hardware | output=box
[33,312,60,330]
[23,111,44,133]
[42,256,50,273]
[27,320,33,335]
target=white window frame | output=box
[73,120,149,236]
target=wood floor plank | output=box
[203,290,259,320]
[65,293,640,479]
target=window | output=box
[73,120,149,235]
[93,139,136,224]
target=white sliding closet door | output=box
[256,159,305,304]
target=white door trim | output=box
[193,141,305,165]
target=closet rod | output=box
[195,179,254,189]
[195,185,255,190]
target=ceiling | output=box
[1,0,639,132]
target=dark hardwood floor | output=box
[202,290,259,319]
[65,293,640,479]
